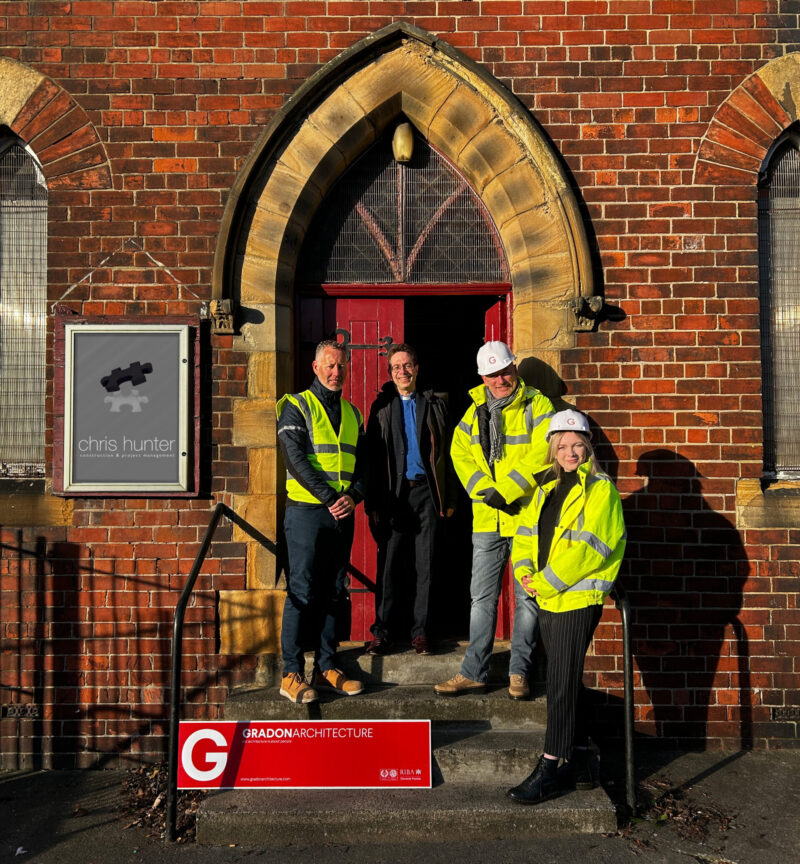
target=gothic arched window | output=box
[0,130,47,476]
[297,127,508,287]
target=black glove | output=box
[478,488,521,516]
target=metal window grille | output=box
[297,130,507,285]
[759,142,800,477]
[0,138,47,476]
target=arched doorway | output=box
[213,22,594,655]
[295,126,512,642]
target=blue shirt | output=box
[401,394,426,479]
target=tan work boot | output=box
[508,674,530,701]
[434,672,486,697]
[313,667,365,696]
[280,672,318,704]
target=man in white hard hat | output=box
[435,341,555,700]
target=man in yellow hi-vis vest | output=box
[435,341,554,701]
[276,340,366,704]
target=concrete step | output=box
[211,649,617,844]
[224,682,548,729]
[251,641,547,687]
[433,728,545,784]
[196,781,617,846]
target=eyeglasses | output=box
[390,363,416,372]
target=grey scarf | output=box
[486,384,519,465]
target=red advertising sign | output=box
[178,720,432,789]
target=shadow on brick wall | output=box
[622,449,752,747]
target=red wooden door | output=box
[335,299,404,642]
[484,296,516,640]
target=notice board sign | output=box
[58,322,192,495]
[178,720,432,789]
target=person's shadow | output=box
[624,449,752,747]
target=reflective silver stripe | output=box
[530,409,553,429]
[578,531,613,558]
[278,425,304,434]
[543,564,569,593]
[508,469,528,491]
[470,435,481,444]
[314,444,339,454]
[515,525,536,537]
[560,527,613,559]
[340,443,357,455]
[506,434,531,445]
[324,471,338,481]
[513,557,534,573]
[585,473,601,488]
[466,471,484,494]
[523,401,554,434]
[294,393,315,443]
[569,578,616,593]
[458,420,471,434]
[340,470,354,481]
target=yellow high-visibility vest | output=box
[276,389,362,504]
[450,380,554,536]
[511,461,626,612]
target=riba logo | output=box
[181,728,228,783]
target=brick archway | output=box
[0,58,111,530]
[0,57,111,191]
[216,24,594,652]
[693,54,800,186]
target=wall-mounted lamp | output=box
[392,122,414,163]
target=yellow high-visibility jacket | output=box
[450,381,554,536]
[276,389,363,504]
[512,461,626,612]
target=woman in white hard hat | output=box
[506,409,626,805]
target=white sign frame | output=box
[62,323,190,494]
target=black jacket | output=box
[365,381,457,518]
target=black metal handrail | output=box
[610,582,636,815]
[166,502,278,841]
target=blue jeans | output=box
[460,532,539,683]
[281,505,353,676]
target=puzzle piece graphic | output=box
[104,390,149,413]
[101,361,153,393]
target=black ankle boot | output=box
[506,755,560,805]
[567,748,596,790]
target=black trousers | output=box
[371,481,437,640]
[540,603,603,759]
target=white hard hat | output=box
[477,341,516,376]
[547,409,591,439]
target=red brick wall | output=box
[2,2,799,762]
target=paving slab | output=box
[195,781,617,846]
[2,750,799,863]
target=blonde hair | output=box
[546,430,601,479]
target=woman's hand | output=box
[521,574,538,597]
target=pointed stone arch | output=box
[216,24,594,649]
[216,24,591,353]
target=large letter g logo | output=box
[181,728,228,783]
